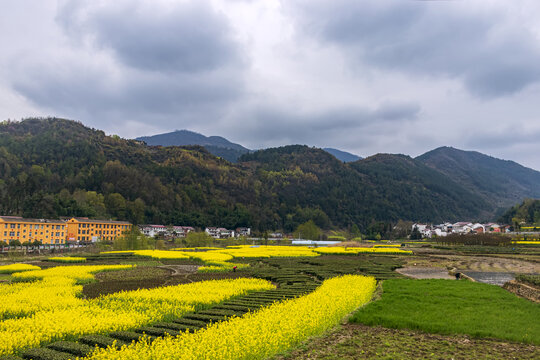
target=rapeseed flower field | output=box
[87,275,376,360]
[0,263,40,274]
[104,245,410,271]
[0,264,273,356]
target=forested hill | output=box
[0,118,521,232]
[349,154,490,221]
[498,199,540,225]
[136,129,250,163]
[417,146,540,212]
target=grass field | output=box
[351,279,540,344]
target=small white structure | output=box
[139,225,167,238]
[484,223,501,233]
[205,227,235,239]
[452,222,473,234]
[235,227,251,237]
[412,223,428,232]
[471,223,485,234]
[172,226,194,238]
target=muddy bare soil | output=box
[426,254,540,273]
[396,266,454,279]
[276,324,540,360]
[82,267,250,299]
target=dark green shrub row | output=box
[151,322,193,332]
[79,334,127,349]
[109,331,153,343]
[21,348,72,360]
[135,327,180,337]
[46,341,93,357]
[183,314,228,323]
[172,318,206,328]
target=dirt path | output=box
[396,266,454,279]
[276,324,540,360]
[158,265,199,275]
[407,254,540,274]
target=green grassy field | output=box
[351,279,540,345]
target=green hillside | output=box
[417,146,540,212]
[0,118,520,232]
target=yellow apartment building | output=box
[66,217,132,242]
[0,216,67,244]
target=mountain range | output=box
[137,130,250,162]
[1,118,539,235]
[136,130,362,163]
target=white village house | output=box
[205,227,235,239]
[139,225,194,238]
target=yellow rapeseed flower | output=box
[87,275,376,360]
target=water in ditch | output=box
[462,271,515,286]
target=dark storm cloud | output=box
[10,0,245,131]
[57,1,241,73]
[288,0,540,98]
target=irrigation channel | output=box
[462,271,515,286]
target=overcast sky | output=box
[2,0,540,169]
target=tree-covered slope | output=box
[0,118,256,228]
[417,146,540,210]
[349,154,491,222]
[0,118,505,231]
[498,198,540,225]
[240,147,492,227]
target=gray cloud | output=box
[287,0,540,98]
[229,101,420,148]
[10,0,245,134]
[463,126,540,150]
[3,0,540,170]
[57,0,242,73]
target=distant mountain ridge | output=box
[323,148,362,162]
[136,129,363,164]
[416,146,540,212]
[137,130,250,162]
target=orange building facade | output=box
[0,216,67,244]
[66,217,132,242]
[0,216,132,244]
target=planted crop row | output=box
[11,260,322,360]
[0,266,273,357]
[87,275,377,360]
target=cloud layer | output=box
[288,0,540,98]
[2,0,540,169]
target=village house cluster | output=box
[412,221,511,238]
[138,225,195,239]
[0,216,132,244]
[138,225,252,239]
